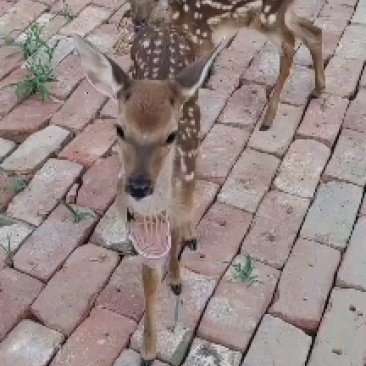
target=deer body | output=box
[131,0,326,130]
[73,25,225,365]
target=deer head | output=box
[73,35,225,202]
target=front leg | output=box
[141,264,160,365]
[169,227,183,295]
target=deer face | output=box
[73,35,225,201]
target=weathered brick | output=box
[300,181,363,250]
[360,195,366,216]
[319,2,354,19]
[0,171,18,211]
[274,139,330,198]
[198,257,279,352]
[96,256,144,322]
[343,89,366,133]
[31,244,119,335]
[77,154,121,214]
[194,179,219,223]
[51,80,107,132]
[228,28,266,54]
[0,97,62,143]
[7,158,82,225]
[0,47,23,80]
[0,138,15,161]
[307,288,366,366]
[199,89,228,138]
[13,204,97,281]
[91,201,131,253]
[248,104,304,157]
[197,124,248,184]
[131,268,216,366]
[242,315,312,366]
[1,125,71,174]
[360,67,366,88]
[46,55,84,99]
[182,203,252,278]
[93,0,122,9]
[324,129,366,186]
[48,35,75,65]
[218,83,267,131]
[59,5,112,36]
[336,24,366,60]
[0,320,64,366]
[325,56,364,98]
[218,149,280,213]
[86,23,120,53]
[352,0,366,24]
[183,338,242,366]
[51,0,91,15]
[337,217,366,291]
[297,95,349,147]
[0,1,12,17]
[0,268,43,340]
[51,308,135,366]
[215,48,253,74]
[293,0,324,19]
[242,190,309,269]
[206,68,240,97]
[114,349,169,366]
[59,119,116,167]
[270,239,340,332]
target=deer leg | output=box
[287,14,325,97]
[141,264,160,366]
[260,30,295,131]
[169,226,183,295]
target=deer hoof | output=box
[140,359,154,366]
[170,283,182,296]
[185,238,197,251]
[259,124,271,131]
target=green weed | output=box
[231,256,262,287]
[62,201,96,223]
[60,0,75,22]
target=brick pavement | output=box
[0,0,366,365]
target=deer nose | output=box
[127,176,153,200]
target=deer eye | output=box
[116,125,125,140]
[166,131,178,144]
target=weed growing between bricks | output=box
[0,235,14,266]
[0,167,28,195]
[61,201,96,223]
[231,256,262,286]
[60,0,75,23]
[1,22,58,100]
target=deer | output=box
[128,0,326,130]
[73,27,226,365]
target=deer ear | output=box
[171,38,228,101]
[73,34,131,100]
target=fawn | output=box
[73,28,226,365]
[129,0,326,130]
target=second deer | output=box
[129,0,326,130]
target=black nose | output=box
[127,176,153,199]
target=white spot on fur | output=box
[268,13,277,24]
[184,172,195,181]
[264,5,271,14]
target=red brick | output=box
[297,95,349,147]
[360,195,366,216]
[218,83,267,131]
[0,47,23,80]
[93,0,121,9]
[0,1,12,16]
[86,23,120,53]
[270,239,340,332]
[307,288,366,366]
[336,24,366,60]
[1,125,71,174]
[13,204,98,282]
[343,89,366,133]
[242,190,310,269]
[229,28,266,54]
[218,149,280,213]
[107,2,130,24]
[41,14,68,40]
[360,67,366,88]
[0,268,43,340]
[59,119,116,167]
[7,158,82,225]
[293,0,324,19]
[96,256,144,322]
[0,97,62,143]
[337,217,366,291]
[131,268,217,365]
[197,124,248,184]
[182,203,252,278]
[51,80,107,132]
[198,89,228,138]
[206,68,241,97]
[59,5,112,37]
[215,48,253,74]
[319,3,354,20]
[77,154,121,214]
[0,171,17,210]
[198,257,279,352]
[242,315,311,366]
[324,129,366,186]
[274,139,330,198]
[51,0,91,15]
[352,0,366,24]
[194,179,219,223]
[51,308,136,366]
[325,56,364,98]
[248,104,304,157]
[46,55,84,99]
[31,244,119,335]
[0,138,15,161]
[0,319,64,366]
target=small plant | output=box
[231,256,262,287]
[0,167,28,195]
[62,201,96,223]
[0,235,14,266]
[60,0,75,22]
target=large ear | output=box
[171,38,229,100]
[73,34,131,100]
